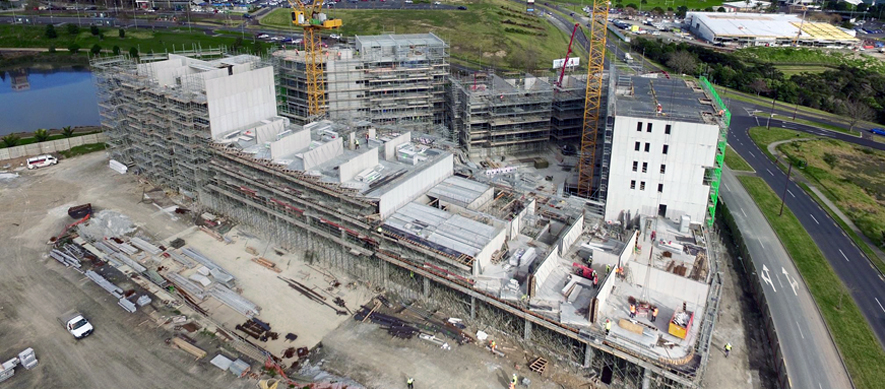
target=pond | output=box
[0,67,101,136]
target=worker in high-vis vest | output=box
[629,304,636,318]
[724,343,732,358]
[407,377,414,388]
[605,319,612,335]
[651,307,659,322]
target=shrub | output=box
[62,126,75,138]
[45,24,57,39]
[112,45,121,55]
[119,28,125,38]
[2,134,21,147]
[91,44,102,55]
[66,24,80,35]
[68,44,81,54]
[129,46,139,57]
[34,129,50,142]
[90,25,100,35]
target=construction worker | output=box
[592,275,599,289]
[605,319,612,335]
[407,377,414,388]
[724,343,732,358]
[629,303,636,318]
[512,373,518,385]
[651,307,659,322]
[606,264,611,274]
[490,340,497,353]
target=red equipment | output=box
[557,23,581,87]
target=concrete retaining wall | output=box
[0,134,108,162]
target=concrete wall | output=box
[592,271,618,323]
[339,147,380,183]
[532,248,561,291]
[269,129,311,160]
[0,133,108,162]
[605,115,719,223]
[302,137,344,171]
[378,153,453,220]
[473,227,508,276]
[558,214,584,256]
[628,263,710,303]
[384,132,411,161]
[206,66,277,139]
[620,230,638,267]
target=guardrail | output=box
[717,199,790,389]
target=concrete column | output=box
[470,296,476,320]
[523,318,532,341]
[583,344,593,368]
[642,367,651,389]
[423,277,430,298]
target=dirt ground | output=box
[0,152,252,389]
[703,227,777,389]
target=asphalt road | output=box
[727,114,885,348]
[719,168,853,389]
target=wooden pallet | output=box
[529,357,548,374]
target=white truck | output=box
[26,155,57,170]
[58,312,94,339]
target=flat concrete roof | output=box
[384,202,499,259]
[615,76,719,125]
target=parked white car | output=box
[26,155,57,170]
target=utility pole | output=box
[766,93,776,130]
[779,160,793,217]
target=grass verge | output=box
[59,143,106,158]
[737,175,885,389]
[547,0,723,10]
[724,148,753,172]
[733,47,885,73]
[747,126,812,161]
[750,112,861,136]
[259,0,572,70]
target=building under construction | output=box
[276,33,450,132]
[93,49,724,388]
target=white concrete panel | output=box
[270,128,311,159]
[384,132,412,161]
[532,249,561,290]
[558,214,584,256]
[593,271,617,323]
[474,228,507,276]
[619,230,638,267]
[627,264,710,303]
[339,147,380,183]
[205,66,277,139]
[604,116,719,223]
[253,119,287,144]
[379,154,454,220]
[302,138,344,171]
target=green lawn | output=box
[737,175,885,389]
[0,25,268,56]
[260,0,573,70]
[60,142,107,158]
[546,0,723,10]
[750,112,861,136]
[734,47,885,74]
[747,126,812,161]
[775,138,885,265]
[724,147,753,172]
[774,64,831,77]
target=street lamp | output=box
[779,159,793,217]
[766,92,777,130]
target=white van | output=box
[26,155,58,170]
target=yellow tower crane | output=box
[576,0,610,198]
[286,0,342,118]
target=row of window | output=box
[630,180,664,192]
[636,122,672,134]
[635,142,670,154]
[632,161,666,174]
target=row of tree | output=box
[1,126,77,148]
[630,38,884,127]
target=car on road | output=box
[457,5,466,9]
[433,1,440,4]
[870,128,885,136]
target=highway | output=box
[719,168,853,389]
[727,114,885,349]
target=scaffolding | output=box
[276,33,450,131]
[449,73,554,159]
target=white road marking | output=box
[761,264,776,292]
[810,214,820,225]
[839,249,850,262]
[782,267,799,296]
[723,182,730,192]
[766,168,775,176]
[748,151,757,158]
[759,240,765,249]
[796,321,804,339]
[741,207,747,217]
[787,189,796,198]
[875,298,885,313]
[775,273,785,288]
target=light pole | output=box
[76,0,82,26]
[779,160,793,217]
[766,92,776,130]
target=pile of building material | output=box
[166,272,207,301]
[77,210,136,241]
[278,276,348,315]
[50,249,82,269]
[209,284,260,318]
[85,270,124,298]
[170,336,207,359]
[0,348,38,383]
[130,237,162,255]
[251,257,282,273]
[181,247,236,287]
[235,318,278,341]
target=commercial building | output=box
[686,12,859,47]
[605,75,727,226]
[719,0,771,12]
[276,33,450,132]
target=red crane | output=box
[557,23,581,87]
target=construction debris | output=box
[278,276,347,315]
[169,336,207,359]
[251,257,282,273]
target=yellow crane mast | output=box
[577,0,610,198]
[286,0,342,118]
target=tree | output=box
[90,25,100,36]
[45,24,58,39]
[676,5,688,17]
[233,37,244,51]
[68,44,81,54]
[717,6,726,12]
[640,0,647,4]
[66,24,80,35]
[112,45,121,55]
[91,44,102,55]
[62,126,75,138]
[841,21,854,29]
[119,28,125,38]
[666,51,697,75]
[48,45,56,53]
[129,47,139,57]
[251,40,262,54]
[750,78,769,96]
[34,129,50,142]
[842,100,875,131]
[2,134,20,147]
[652,6,664,14]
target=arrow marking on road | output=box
[810,214,820,225]
[782,267,799,296]
[787,189,795,198]
[876,298,885,314]
[839,249,850,262]
[761,264,776,292]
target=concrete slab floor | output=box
[0,152,253,389]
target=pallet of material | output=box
[170,336,207,359]
[251,257,282,273]
[529,357,548,374]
